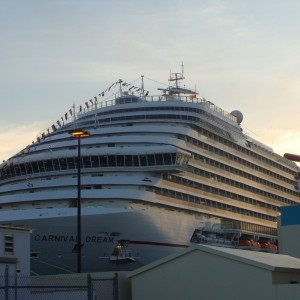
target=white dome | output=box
[231,110,243,124]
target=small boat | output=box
[110,240,136,262]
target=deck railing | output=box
[38,94,237,141]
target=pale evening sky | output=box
[1,0,300,162]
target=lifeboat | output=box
[238,239,261,249]
[260,242,270,249]
[260,242,278,252]
[269,243,278,251]
[239,239,252,247]
[251,241,261,248]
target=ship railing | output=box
[76,94,236,121]
[191,234,237,247]
[37,93,236,143]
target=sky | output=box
[1,0,300,163]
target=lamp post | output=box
[69,129,90,273]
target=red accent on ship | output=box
[129,240,188,248]
[284,153,300,162]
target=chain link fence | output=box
[0,268,118,300]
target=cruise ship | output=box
[0,68,299,275]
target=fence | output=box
[0,268,118,300]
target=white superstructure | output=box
[0,69,299,275]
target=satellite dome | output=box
[231,110,243,124]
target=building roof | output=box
[205,245,300,272]
[0,224,32,233]
[129,245,300,278]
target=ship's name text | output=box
[34,235,114,243]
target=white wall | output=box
[0,228,31,275]
[275,284,300,299]
[131,250,276,300]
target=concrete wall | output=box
[278,224,300,259]
[131,249,276,300]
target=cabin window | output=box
[139,155,147,166]
[67,157,76,169]
[52,159,60,171]
[124,155,134,167]
[59,158,68,170]
[147,155,155,166]
[31,161,39,173]
[133,156,139,166]
[108,155,116,167]
[116,155,124,167]
[155,154,164,165]
[100,156,108,167]
[44,160,54,171]
[83,156,92,168]
[91,156,100,168]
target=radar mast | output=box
[158,63,198,96]
[169,63,185,89]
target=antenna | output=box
[141,75,145,96]
[118,79,123,96]
[169,63,185,88]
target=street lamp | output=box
[69,129,90,273]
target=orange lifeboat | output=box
[239,240,252,247]
[239,239,261,249]
[260,242,278,251]
[251,241,261,248]
[269,244,278,251]
[260,243,270,249]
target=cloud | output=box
[1,0,300,164]
[0,121,48,162]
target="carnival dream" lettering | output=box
[34,234,114,243]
